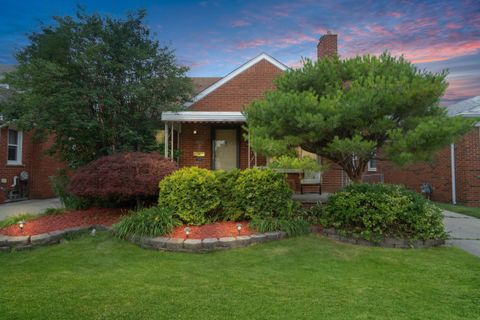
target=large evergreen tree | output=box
[246,53,474,182]
[0,9,192,168]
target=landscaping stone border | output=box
[0,226,288,253]
[316,227,445,248]
[0,225,112,252]
[132,231,287,253]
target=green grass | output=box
[435,202,480,219]
[0,233,479,320]
[0,207,65,228]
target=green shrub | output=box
[113,206,180,239]
[319,183,446,241]
[268,155,323,172]
[158,167,221,225]
[233,168,295,219]
[249,216,310,236]
[215,169,244,221]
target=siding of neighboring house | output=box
[378,127,480,207]
[0,127,63,203]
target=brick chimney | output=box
[317,31,337,59]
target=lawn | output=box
[435,202,480,219]
[1,233,479,320]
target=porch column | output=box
[164,122,169,158]
[247,129,251,168]
[170,123,174,160]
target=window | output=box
[368,152,377,172]
[7,129,23,165]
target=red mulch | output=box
[168,221,255,239]
[0,208,125,236]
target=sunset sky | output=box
[0,0,478,103]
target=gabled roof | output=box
[185,53,288,107]
[191,77,222,94]
[447,96,480,117]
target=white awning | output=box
[161,111,246,123]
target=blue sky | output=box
[0,0,479,103]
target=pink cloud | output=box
[388,11,403,18]
[231,19,251,27]
[366,25,393,37]
[390,41,480,63]
[234,32,316,50]
[446,22,463,30]
[235,39,267,49]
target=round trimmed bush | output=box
[233,168,295,219]
[69,152,178,204]
[319,183,446,241]
[158,167,221,225]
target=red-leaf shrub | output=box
[69,152,177,203]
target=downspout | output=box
[450,143,456,205]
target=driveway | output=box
[443,210,480,257]
[0,198,63,221]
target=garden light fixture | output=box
[184,227,191,238]
[18,221,26,233]
[236,223,242,235]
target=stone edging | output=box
[315,227,445,248]
[131,231,287,253]
[0,225,111,252]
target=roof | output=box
[0,65,15,81]
[191,77,221,95]
[447,96,480,117]
[162,111,245,123]
[185,53,288,107]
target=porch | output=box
[161,111,328,195]
[161,111,265,170]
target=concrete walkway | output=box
[443,210,480,257]
[0,198,63,221]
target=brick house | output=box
[161,33,345,194]
[0,67,63,203]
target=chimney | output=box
[317,31,337,59]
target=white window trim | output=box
[7,130,23,165]
[367,158,377,172]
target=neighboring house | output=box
[161,33,345,194]
[0,65,63,203]
[378,96,480,207]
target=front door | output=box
[212,128,239,170]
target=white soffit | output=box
[162,111,245,122]
[185,53,288,107]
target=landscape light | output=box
[236,223,242,235]
[184,227,191,238]
[18,221,26,233]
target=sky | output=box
[0,0,479,104]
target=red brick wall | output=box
[29,134,65,199]
[0,128,64,203]
[179,123,212,169]
[190,59,282,112]
[321,159,344,193]
[379,127,480,207]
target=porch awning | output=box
[161,111,245,123]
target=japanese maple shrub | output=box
[69,152,177,206]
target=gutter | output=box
[450,143,457,205]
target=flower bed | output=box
[0,208,125,236]
[167,221,254,239]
